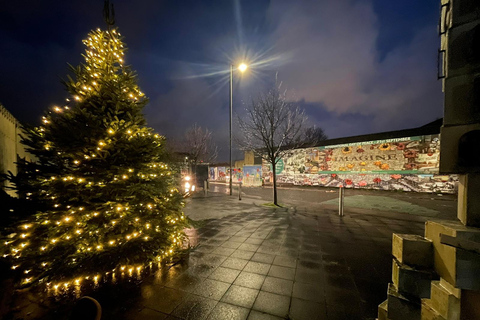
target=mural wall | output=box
[262,135,458,194]
[208,166,261,186]
[243,166,262,186]
[209,167,227,182]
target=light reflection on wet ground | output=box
[8,191,439,319]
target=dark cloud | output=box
[266,0,443,138]
[0,0,443,162]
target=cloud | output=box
[266,0,443,136]
[144,63,233,159]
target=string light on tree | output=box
[1,24,188,290]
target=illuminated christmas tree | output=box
[1,27,187,289]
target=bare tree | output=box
[237,85,307,206]
[301,126,328,147]
[183,124,218,181]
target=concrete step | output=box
[392,233,433,268]
[378,299,390,320]
[429,280,461,320]
[424,220,480,290]
[422,299,447,320]
[392,258,436,299]
[387,283,421,320]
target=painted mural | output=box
[303,135,440,174]
[231,168,243,183]
[262,134,458,194]
[209,167,216,181]
[243,166,262,186]
[214,167,226,181]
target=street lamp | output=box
[229,63,248,195]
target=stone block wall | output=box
[0,104,34,196]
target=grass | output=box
[261,202,285,208]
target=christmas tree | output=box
[1,27,187,289]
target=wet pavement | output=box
[208,182,457,220]
[124,191,456,320]
[6,189,457,319]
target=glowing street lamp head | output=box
[238,63,248,73]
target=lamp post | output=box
[229,63,248,195]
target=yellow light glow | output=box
[238,63,248,72]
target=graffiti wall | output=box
[243,166,262,186]
[262,135,458,193]
[231,168,243,183]
[209,166,261,185]
[211,167,227,181]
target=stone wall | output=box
[0,104,34,196]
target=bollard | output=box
[238,182,242,200]
[338,186,344,217]
[204,180,208,196]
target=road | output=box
[207,182,457,221]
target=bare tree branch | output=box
[300,126,328,147]
[182,124,218,165]
[236,85,308,205]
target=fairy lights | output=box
[1,26,188,291]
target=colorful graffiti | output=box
[262,134,458,193]
[214,167,227,181]
[243,166,262,186]
[303,135,440,174]
[231,168,243,183]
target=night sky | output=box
[0,0,442,161]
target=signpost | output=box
[339,186,345,217]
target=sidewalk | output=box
[8,191,449,319]
[123,191,445,320]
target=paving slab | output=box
[6,189,458,319]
